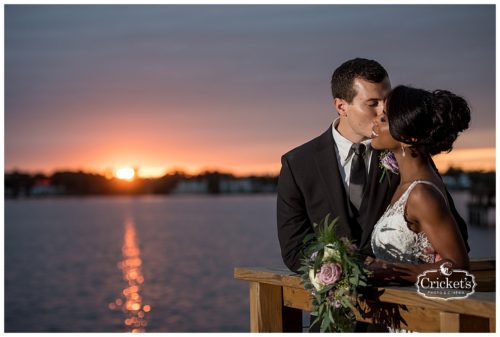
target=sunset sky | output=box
[5,5,495,177]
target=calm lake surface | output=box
[5,194,495,332]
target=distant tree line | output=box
[4,169,279,198]
[4,167,493,199]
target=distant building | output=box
[220,178,254,193]
[467,185,495,227]
[442,173,471,190]
[171,176,277,194]
[172,180,209,194]
[30,178,63,196]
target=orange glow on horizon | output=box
[131,147,495,176]
[103,147,497,176]
[433,147,496,172]
[7,147,495,178]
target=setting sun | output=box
[116,168,136,181]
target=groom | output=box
[277,58,469,274]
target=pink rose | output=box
[318,263,342,285]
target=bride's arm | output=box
[363,256,410,285]
[364,256,458,285]
[365,184,469,284]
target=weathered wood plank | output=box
[236,258,494,288]
[365,286,495,319]
[236,258,492,278]
[234,267,303,288]
[283,286,313,311]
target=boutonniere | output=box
[378,150,399,184]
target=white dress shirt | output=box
[331,118,373,190]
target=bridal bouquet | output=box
[298,215,368,332]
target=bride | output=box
[366,85,470,283]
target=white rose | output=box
[309,269,325,291]
[323,244,340,261]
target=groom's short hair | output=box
[331,58,388,103]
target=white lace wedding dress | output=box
[370,180,444,333]
[371,180,443,265]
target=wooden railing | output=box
[234,259,495,332]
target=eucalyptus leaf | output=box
[310,316,321,331]
[328,307,335,323]
[318,303,325,317]
[342,298,354,310]
[320,313,331,332]
[303,233,317,244]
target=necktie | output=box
[349,143,367,210]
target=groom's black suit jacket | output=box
[277,125,469,273]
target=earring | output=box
[401,145,406,157]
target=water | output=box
[4,194,495,332]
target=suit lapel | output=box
[313,125,353,239]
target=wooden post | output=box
[440,312,461,332]
[489,315,496,332]
[249,282,283,332]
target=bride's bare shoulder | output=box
[405,182,449,221]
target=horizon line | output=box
[5,147,496,178]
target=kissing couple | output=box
[276,58,470,328]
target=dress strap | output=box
[401,180,447,208]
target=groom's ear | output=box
[333,98,347,117]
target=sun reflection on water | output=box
[109,219,150,332]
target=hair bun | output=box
[415,90,471,155]
[431,90,471,134]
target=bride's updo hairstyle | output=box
[386,85,471,156]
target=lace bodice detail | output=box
[371,181,444,264]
